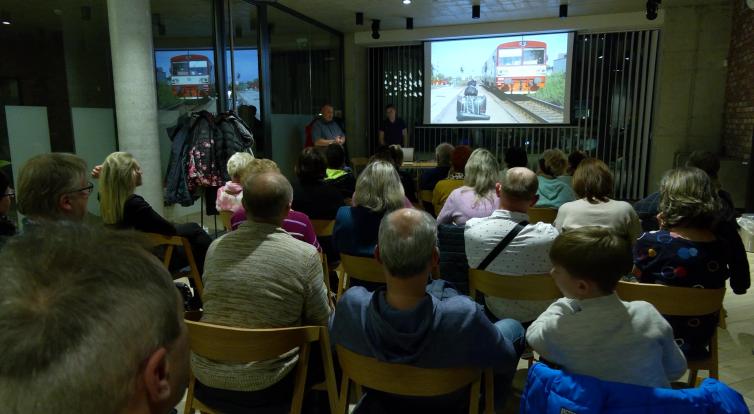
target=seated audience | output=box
[420,142,454,211]
[230,159,320,251]
[0,222,189,413]
[433,145,472,215]
[438,148,501,225]
[554,158,641,242]
[503,146,529,170]
[0,170,15,245]
[633,167,745,358]
[465,167,559,323]
[216,151,254,213]
[389,144,418,203]
[324,143,355,201]
[333,160,405,257]
[193,172,331,411]
[331,209,524,411]
[99,152,212,272]
[527,227,687,388]
[534,149,575,208]
[292,147,345,220]
[558,150,587,186]
[16,153,91,224]
[634,150,749,294]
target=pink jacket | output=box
[216,181,244,213]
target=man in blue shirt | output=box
[311,103,346,147]
[330,208,524,411]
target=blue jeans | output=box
[491,318,526,408]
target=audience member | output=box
[0,170,15,244]
[465,167,559,323]
[378,104,408,147]
[558,150,587,186]
[388,144,419,203]
[432,145,472,215]
[554,158,641,242]
[230,159,320,251]
[535,149,575,208]
[193,172,331,411]
[0,222,189,413]
[633,150,749,295]
[438,148,501,225]
[324,143,356,201]
[420,143,454,214]
[16,152,91,223]
[292,147,346,220]
[333,160,405,257]
[633,167,746,358]
[503,146,529,170]
[331,209,524,411]
[216,152,255,213]
[99,152,212,273]
[312,103,346,147]
[527,227,687,388]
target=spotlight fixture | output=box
[406,17,414,30]
[1,10,12,25]
[403,0,412,4]
[472,4,480,19]
[559,4,568,18]
[355,11,364,25]
[371,19,381,39]
[646,0,661,20]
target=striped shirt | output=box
[231,208,321,251]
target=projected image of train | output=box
[482,40,547,94]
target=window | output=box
[523,48,545,65]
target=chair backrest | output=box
[468,269,561,301]
[337,254,385,299]
[219,211,233,231]
[311,219,335,238]
[187,320,321,362]
[145,232,204,295]
[527,207,558,224]
[615,281,725,316]
[336,345,481,397]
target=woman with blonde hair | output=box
[98,151,212,271]
[554,158,641,242]
[535,148,575,208]
[437,148,500,225]
[333,160,405,257]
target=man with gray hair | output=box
[192,172,331,411]
[420,143,454,213]
[331,208,524,411]
[465,167,560,323]
[0,222,189,414]
[16,153,92,223]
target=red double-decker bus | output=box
[170,54,212,99]
[483,40,547,93]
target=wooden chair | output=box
[527,207,558,224]
[335,345,492,414]
[468,269,561,302]
[219,211,233,231]
[184,321,338,414]
[311,219,335,238]
[615,281,725,386]
[145,233,204,296]
[336,254,385,299]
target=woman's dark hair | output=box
[572,158,613,202]
[295,147,327,184]
[0,170,10,195]
[567,150,587,175]
[325,143,346,169]
[504,147,528,169]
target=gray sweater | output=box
[191,221,331,391]
[526,293,687,388]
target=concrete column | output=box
[107,0,164,214]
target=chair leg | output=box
[337,373,350,414]
[687,369,699,387]
[469,377,481,414]
[182,238,204,296]
[183,375,196,414]
[319,329,339,414]
[484,369,495,414]
[290,343,311,414]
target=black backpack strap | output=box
[477,220,529,271]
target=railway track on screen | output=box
[504,95,565,123]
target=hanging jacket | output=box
[164,114,196,206]
[187,111,223,192]
[520,362,749,414]
[215,112,254,181]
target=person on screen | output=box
[464,80,479,96]
[378,104,408,147]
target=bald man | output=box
[330,208,523,411]
[312,104,346,147]
[465,167,560,324]
[193,172,331,410]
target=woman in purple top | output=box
[231,207,321,251]
[437,148,500,225]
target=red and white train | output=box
[170,54,213,99]
[482,40,547,93]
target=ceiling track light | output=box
[406,17,414,30]
[0,11,10,25]
[559,4,568,18]
[646,0,661,20]
[472,4,480,19]
[355,12,364,25]
[371,19,381,39]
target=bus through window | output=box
[498,48,521,66]
[523,49,545,65]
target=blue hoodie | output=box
[535,175,575,208]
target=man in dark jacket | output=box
[330,208,524,412]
